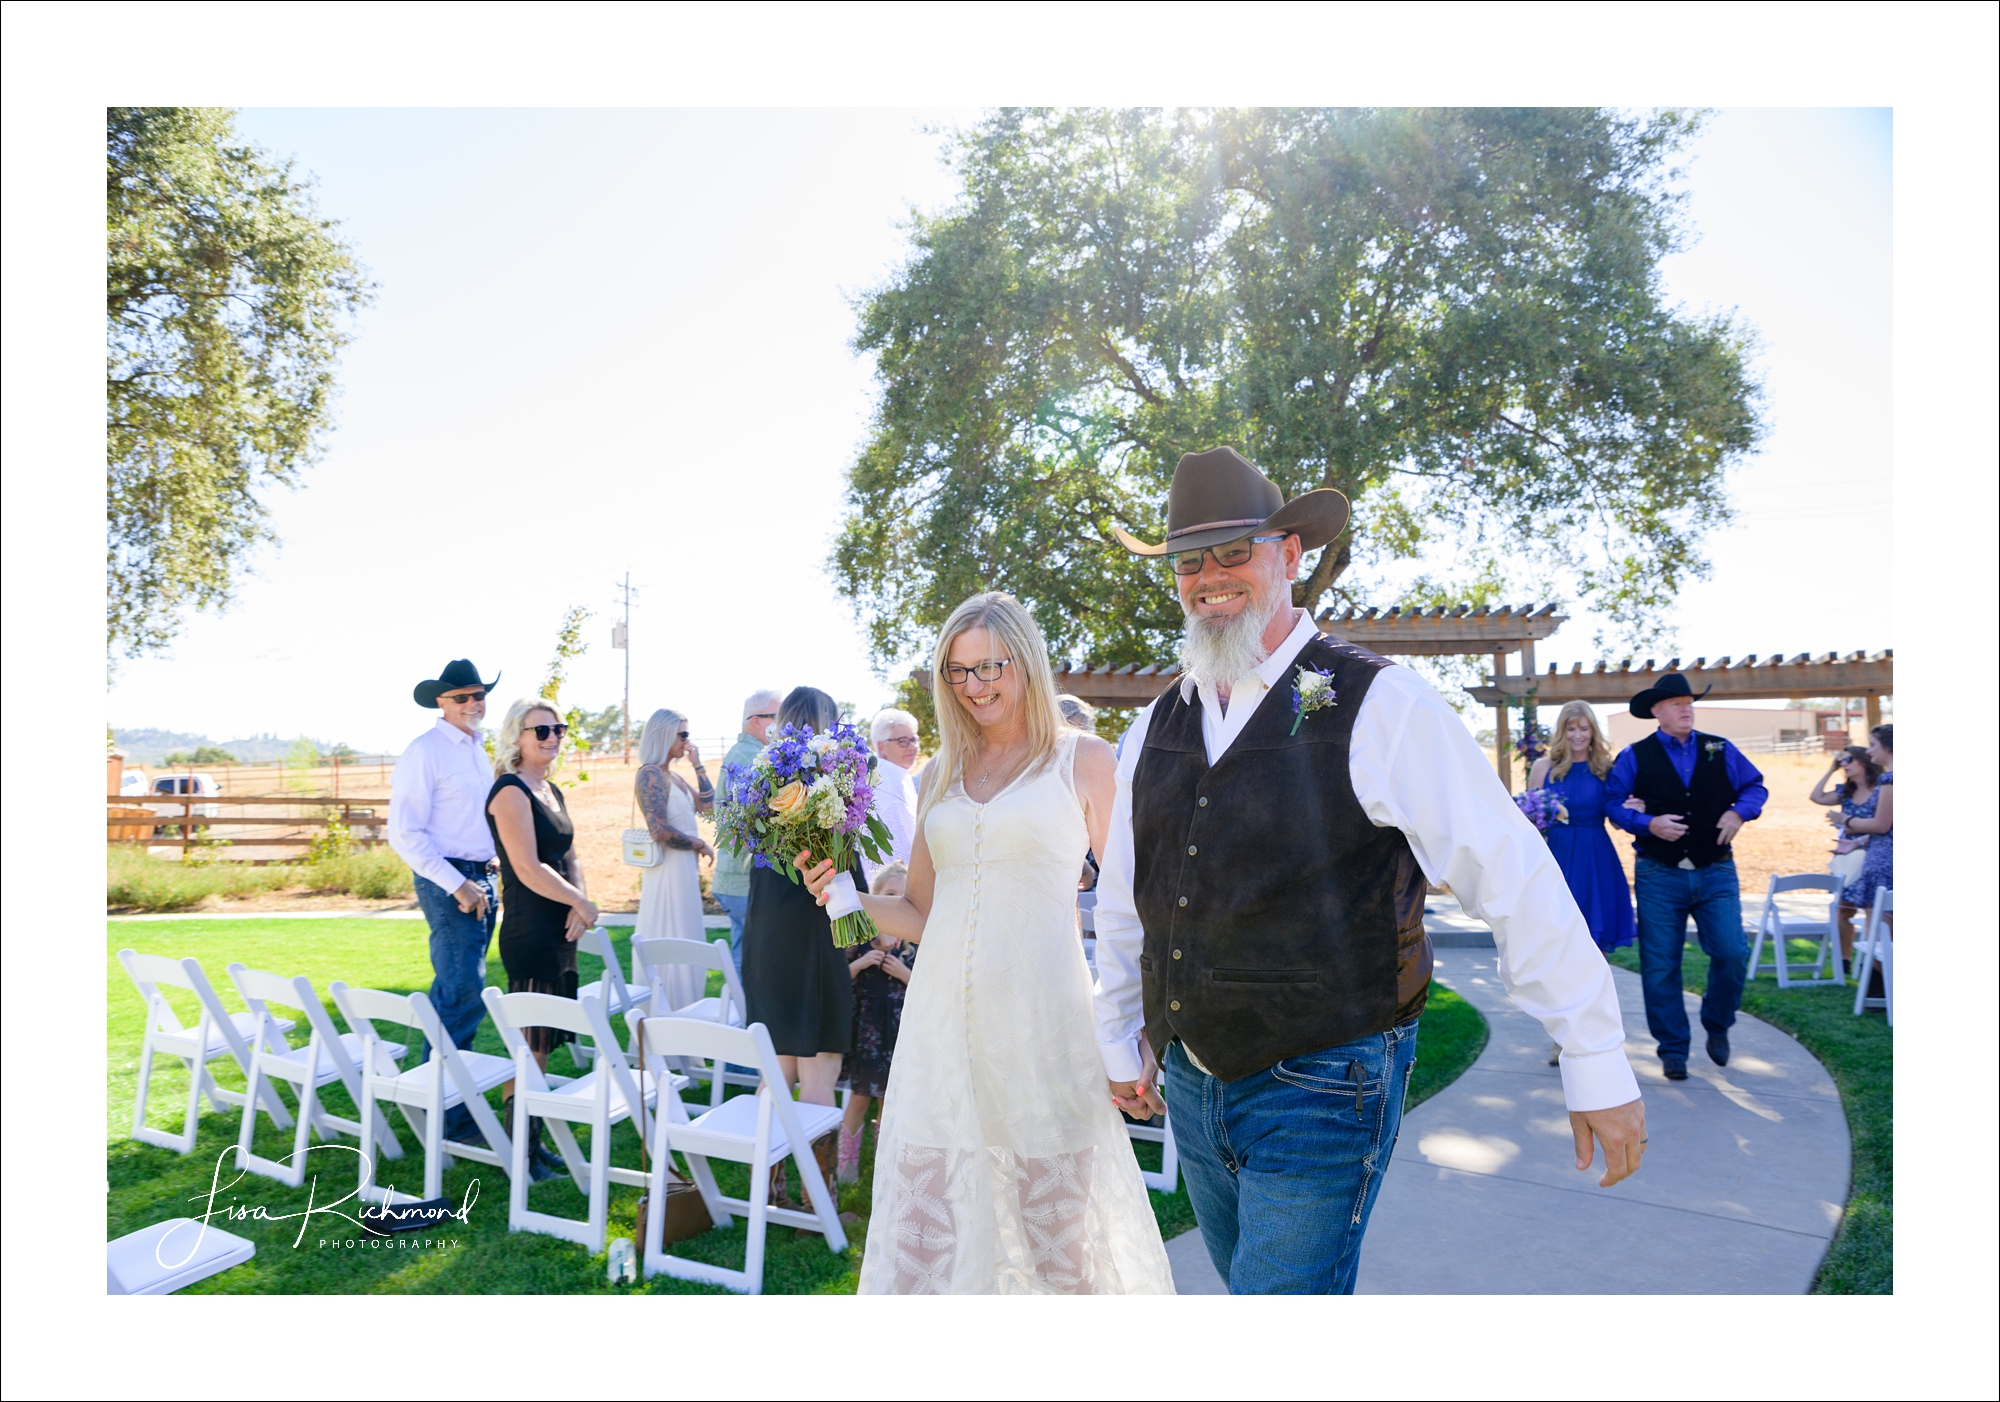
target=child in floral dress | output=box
[838,862,916,1183]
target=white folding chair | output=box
[482,987,691,1252]
[632,937,759,1105]
[1853,888,1894,1021]
[1747,874,1844,987]
[118,950,295,1154]
[636,1016,846,1294]
[107,1219,255,1294]
[1127,1109,1180,1194]
[330,983,514,1205]
[228,965,408,1185]
[568,926,647,1069]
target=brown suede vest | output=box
[1132,636,1431,1082]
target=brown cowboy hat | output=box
[1112,447,1350,557]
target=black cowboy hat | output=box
[1629,671,1712,719]
[414,659,501,709]
[1113,447,1350,558]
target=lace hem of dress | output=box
[884,1141,1102,1295]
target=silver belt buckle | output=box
[1178,1040,1217,1077]
[1678,858,1697,870]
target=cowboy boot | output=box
[837,1127,863,1185]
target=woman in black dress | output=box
[486,698,600,1179]
[741,687,867,1138]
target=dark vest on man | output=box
[1628,730,1739,868]
[1131,634,1431,1083]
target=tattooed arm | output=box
[687,742,715,814]
[637,763,716,860]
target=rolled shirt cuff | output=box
[1558,1046,1643,1112]
[1098,1033,1145,1083]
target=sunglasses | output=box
[749,712,778,721]
[1170,533,1288,576]
[945,659,1011,685]
[526,723,569,740]
[440,691,487,705]
[678,730,690,740]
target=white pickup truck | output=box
[149,773,223,821]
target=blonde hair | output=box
[919,591,1062,825]
[637,708,686,768]
[494,697,563,777]
[1547,701,1612,781]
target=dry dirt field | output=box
[127,749,1849,917]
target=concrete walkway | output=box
[1167,939,1850,1294]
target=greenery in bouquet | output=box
[716,722,896,946]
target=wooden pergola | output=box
[923,601,1893,789]
[1037,603,1572,707]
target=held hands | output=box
[1570,1098,1647,1187]
[1109,1037,1168,1122]
[794,848,838,905]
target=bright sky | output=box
[104,107,1891,750]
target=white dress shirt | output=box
[388,719,497,894]
[864,758,918,885]
[1092,609,1641,1113]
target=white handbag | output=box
[1828,842,1866,888]
[622,790,662,869]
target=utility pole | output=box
[613,573,637,764]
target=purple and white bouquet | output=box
[1513,721,1550,764]
[716,722,896,947]
[1512,787,1569,835]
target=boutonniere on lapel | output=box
[1290,666,1338,736]
[1703,739,1726,760]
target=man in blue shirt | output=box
[1604,673,1767,1080]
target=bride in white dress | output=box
[800,592,1174,1294]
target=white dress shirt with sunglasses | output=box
[388,718,497,895]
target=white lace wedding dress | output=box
[857,730,1175,1294]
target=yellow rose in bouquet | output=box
[768,780,808,820]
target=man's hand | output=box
[1717,810,1745,845]
[1647,813,1689,842]
[1570,1098,1647,1187]
[1109,1037,1167,1121]
[453,880,489,921]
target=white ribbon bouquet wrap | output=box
[713,720,896,947]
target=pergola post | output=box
[1864,694,1882,733]
[1492,651,1512,791]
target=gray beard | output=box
[1179,589,1284,692]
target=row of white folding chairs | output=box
[119,948,400,1162]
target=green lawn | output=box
[108,919,1486,1293]
[1608,939,1892,1294]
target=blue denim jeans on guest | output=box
[1633,855,1747,1062]
[411,861,496,1067]
[713,892,748,974]
[1162,1019,1420,1294]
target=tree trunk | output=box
[1292,532,1352,613]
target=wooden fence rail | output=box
[107,795,391,860]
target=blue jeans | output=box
[713,891,748,973]
[1633,856,1747,1062]
[411,862,496,1066]
[1162,1019,1420,1294]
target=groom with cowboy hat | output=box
[388,659,504,1123]
[1604,671,1767,1081]
[1090,446,1647,1294]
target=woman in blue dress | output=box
[1841,726,1894,989]
[1809,743,1880,973]
[1529,701,1637,954]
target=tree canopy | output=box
[107,107,372,662]
[835,107,1762,673]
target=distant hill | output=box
[113,729,343,765]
